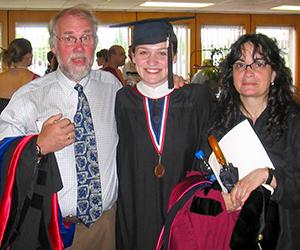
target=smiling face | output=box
[132,42,176,88]
[52,13,97,82]
[233,42,276,104]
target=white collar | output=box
[136,81,173,99]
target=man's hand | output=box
[36,113,75,155]
[173,74,188,89]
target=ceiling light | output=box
[140,2,214,8]
[271,5,300,11]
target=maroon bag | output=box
[156,171,240,250]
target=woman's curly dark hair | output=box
[210,33,299,142]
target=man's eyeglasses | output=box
[233,60,270,72]
[55,34,95,46]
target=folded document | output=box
[208,119,274,193]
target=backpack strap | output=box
[156,180,211,250]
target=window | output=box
[15,23,50,76]
[201,25,245,66]
[173,25,190,79]
[0,23,2,72]
[256,26,295,82]
[94,25,130,69]
[97,26,130,50]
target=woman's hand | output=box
[222,192,241,212]
[173,74,188,89]
[230,168,269,208]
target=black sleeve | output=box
[191,83,216,157]
[271,115,300,209]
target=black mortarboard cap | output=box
[110,16,194,89]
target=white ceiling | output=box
[0,0,300,14]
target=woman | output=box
[96,48,108,69]
[0,38,39,113]
[210,33,300,249]
[45,50,58,74]
[114,17,214,250]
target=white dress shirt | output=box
[0,68,121,217]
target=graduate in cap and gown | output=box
[112,17,215,250]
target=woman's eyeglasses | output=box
[233,60,269,72]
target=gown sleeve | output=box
[271,113,300,209]
[0,135,63,249]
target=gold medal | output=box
[154,154,165,178]
[154,164,165,178]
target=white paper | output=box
[208,120,274,193]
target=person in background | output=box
[191,59,213,84]
[113,17,214,250]
[45,50,58,74]
[210,33,300,249]
[102,45,126,85]
[191,59,220,96]
[122,45,141,85]
[96,48,109,69]
[0,38,39,113]
[0,6,121,250]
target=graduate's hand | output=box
[229,168,268,208]
[222,192,241,212]
[173,74,188,89]
[37,113,75,155]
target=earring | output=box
[271,81,274,86]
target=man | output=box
[112,17,215,250]
[103,45,126,85]
[0,6,121,250]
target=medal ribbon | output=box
[143,95,170,154]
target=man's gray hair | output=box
[49,5,98,48]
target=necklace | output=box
[143,95,170,178]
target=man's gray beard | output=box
[56,53,94,83]
[60,64,91,82]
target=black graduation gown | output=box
[254,109,300,250]
[0,136,63,249]
[115,84,215,250]
[215,108,300,250]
